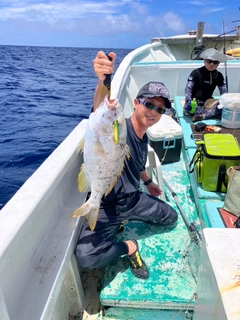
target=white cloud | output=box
[187,1,204,5]
[208,7,225,13]
[130,2,150,15]
[0,1,122,21]
[0,0,232,48]
[177,0,204,5]
[72,13,138,36]
[163,12,185,32]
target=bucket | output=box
[221,107,240,129]
[218,93,240,129]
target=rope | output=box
[171,292,197,320]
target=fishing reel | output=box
[191,45,205,60]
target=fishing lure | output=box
[113,120,120,144]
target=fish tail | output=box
[87,207,99,231]
[70,201,99,231]
[70,201,91,218]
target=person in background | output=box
[74,51,178,280]
[184,48,229,121]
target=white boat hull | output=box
[0,120,88,319]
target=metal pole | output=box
[196,22,204,47]
[163,178,202,246]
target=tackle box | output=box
[147,114,183,163]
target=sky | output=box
[0,0,239,49]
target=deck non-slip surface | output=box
[100,157,201,311]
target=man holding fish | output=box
[74,51,178,280]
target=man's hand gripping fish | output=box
[71,95,130,231]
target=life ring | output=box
[226,48,240,56]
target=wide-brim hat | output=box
[136,81,171,108]
[204,98,219,109]
[199,48,230,63]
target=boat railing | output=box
[0,120,88,319]
[126,61,240,102]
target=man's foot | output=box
[127,240,149,279]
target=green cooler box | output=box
[197,133,240,192]
[147,114,183,163]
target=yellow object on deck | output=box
[226,48,240,57]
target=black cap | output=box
[136,81,171,108]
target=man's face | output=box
[204,59,220,71]
[134,96,166,128]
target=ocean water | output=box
[0,46,132,209]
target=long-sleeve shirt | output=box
[185,66,228,103]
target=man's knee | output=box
[74,242,98,268]
[75,250,103,269]
[159,205,178,225]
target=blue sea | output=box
[0,46,132,209]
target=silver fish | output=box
[71,95,130,231]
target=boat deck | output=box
[80,96,240,319]
[94,96,240,319]
[100,156,200,318]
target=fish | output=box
[71,95,130,231]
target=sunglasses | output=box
[206,59,220,65]
[138,98,166,114]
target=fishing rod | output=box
[163,178,202,247]
[192,28,237,60]
[222,20,228,90]
[103,54,120,145]
[103,54,113,98]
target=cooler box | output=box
[147,114,183,163]
[199,133,240,192]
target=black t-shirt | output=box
[102,117,148,202]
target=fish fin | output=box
[76,138,85,155]
[86,207,99,231]
[94,140,107,159]
[104,144,131,197]
[70,201,99,231]
[70,201,91,218]
[104,166,125,197]
[78,164,89,192]
[125,144,131,159]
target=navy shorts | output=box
[75,190,178,268]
